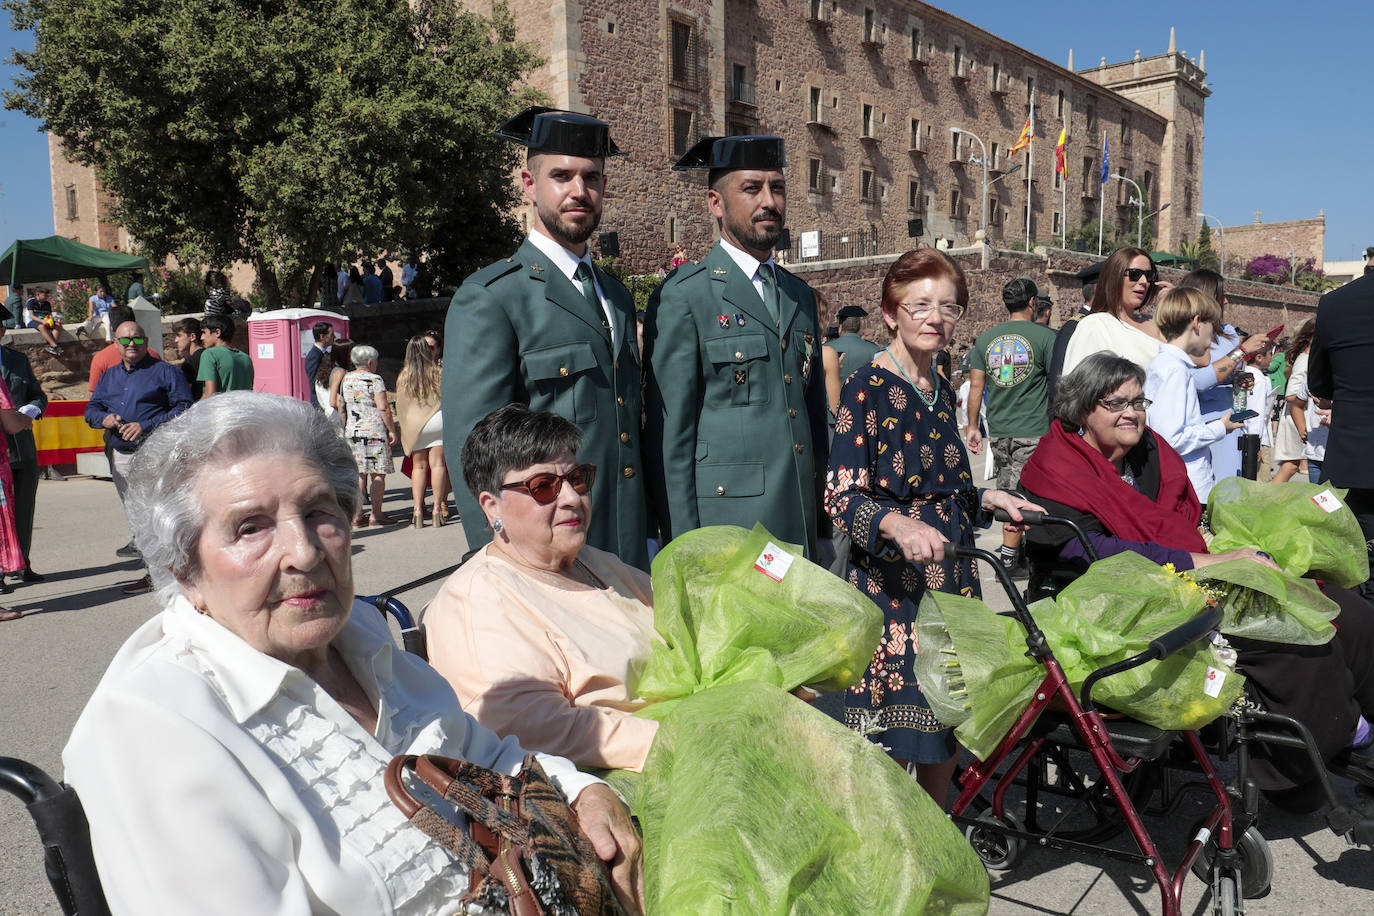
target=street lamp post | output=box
[1272,235,1297,286]
[1110,174,1146,248]
[950,127,988,239]
[1199,212,1225,274]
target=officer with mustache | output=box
[643,136,831,560]
[442,107,649,569]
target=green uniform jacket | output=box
[441,238,650,570]
[644,242,830,558]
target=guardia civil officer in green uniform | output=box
[442,107,649,569]
[643,136,831,559]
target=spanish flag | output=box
[1054,127,1067,175]
[1009,116,1033,155]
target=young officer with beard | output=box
[442,107,649,569]
[643,136,830,561]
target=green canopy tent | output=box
[1151,251,1198,269]
[0,235,150,288]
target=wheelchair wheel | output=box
[1190,822,1273,898]
[964,811,1024,871]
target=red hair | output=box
[880,248,969,313]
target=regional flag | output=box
[1009,116,1033,155]
[1100,133,1110,183]
[1055,127,1067,175]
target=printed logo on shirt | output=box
[984,334,1035,388]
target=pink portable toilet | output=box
[247,308,350,401]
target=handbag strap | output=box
[384,755,494,874]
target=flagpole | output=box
[1097,130,1106,256]
[1061,131,1068,249]
[1024,101,1034,252]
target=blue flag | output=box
[1100,134,1110,184]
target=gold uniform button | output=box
[620,432,630,443]
[789,408,797,418]
[783,373,792,384]
[735,350,744,360]
[559,366,569,377]
[617,396,625,406]
[623,466,635,478]
[615,360,620,370]
[716,485,726,495]
[795,443,804,454]
[781,338,787,350]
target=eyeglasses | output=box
[894,302,965,322]
[1123,268,1158,283]
[1097,396,1152,413]
[500,463,596,504]
[116,336,147,346]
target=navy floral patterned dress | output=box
[826,363,985,764]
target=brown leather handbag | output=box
[384,752,621,916]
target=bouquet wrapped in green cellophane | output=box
[617,524,990,915]
[916,552,1244,761]
[1208,477,1369,587]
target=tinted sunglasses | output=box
[500,463,596,504]
[116,336,148,346]
[1123,267,1158,283]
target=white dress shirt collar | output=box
[526,231,614,336]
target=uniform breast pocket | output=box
[523,341,600,424]
[704,334,770,407]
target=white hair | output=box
[350,344,378,369]
[126,392,361,607]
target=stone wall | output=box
[1219,216,1325,276]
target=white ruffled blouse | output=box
[63,595,601,915]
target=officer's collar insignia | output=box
[712,268,728,275]
[530,263,545,272]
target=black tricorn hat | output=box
[494,106,622,158]
[1075,261,1105,285]
[836,305,867,320]
[672,135,785,171]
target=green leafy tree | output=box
[4,0,541,307]
[1176,220,1218,271]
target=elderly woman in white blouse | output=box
[62,392,642,916]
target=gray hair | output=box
[1052,352,1146,431]
[350,344,378,368]
[126,392,361,607]
[461,404,583,499]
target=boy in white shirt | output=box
[1144,287,1243,503]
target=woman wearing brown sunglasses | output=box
[1062,246,1167,376]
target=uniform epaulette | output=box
[466,257,523,287]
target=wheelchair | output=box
[949,510,1374,916]
[1,561,458,914]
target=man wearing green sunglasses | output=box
[86,320,193,594]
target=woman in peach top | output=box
[424,404,661,772]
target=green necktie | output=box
[575,262,612,341]
[756,264,780,324]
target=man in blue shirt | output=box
[361,261,383,304]
[86,320,193,593]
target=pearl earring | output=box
[492,518,504,533]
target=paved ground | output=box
[2,462,1371,913]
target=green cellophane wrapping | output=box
[1208,477,1369,587]
[632,524,883,718]
[916,552,1244,760]
[1192,557,1338,645]
[637,681,989,916]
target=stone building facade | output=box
[47,135,133,254]
[478,1,1209,272]
[1217,215,1325,278]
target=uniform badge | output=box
[734,313,746,327]
[801,356,812,383]
[734,368,747,385]
[718,314,731,329]
[530,263,545,272]
[712,268,729,275]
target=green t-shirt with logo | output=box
[969,319,1059,438]
[197,345,255,392]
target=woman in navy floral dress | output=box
[826,249,1040,803]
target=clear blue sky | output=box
[2,3,1369,262]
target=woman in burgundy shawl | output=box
[1020,352,1374,805]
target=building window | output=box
[861,169,875,202]
[809,158,824,192]
[65,187,78,221]
[727,121,750,137]
[1184,185,1193,217]
[991,61,1001,90]
[908,179,920,210]
[809,86,822,122]
[1053,211,1062,235]
[1053,168,1062,190]
[1186,134,1194,168]
[909,118,921,149]
[1116,166,1126,204]
[671,108,694,156]
[910,27,922,60]
[1086,97,1097,133]
[862,104,875,138]
[950,188,962,219]
[1026,75,1035,108]
[1143,170,1153,206]
[667,216,677,243]
[1121,114,1131,145]
[670,20,697,87]
[950,129,961,160]
[952,45,963,78]
[1057,90,1065,118]
[863,8,876,42]
[990,141,1000,169]
[1082,156,1094,193]
[731,64,754,105]
[808,0,825,21]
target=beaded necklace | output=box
[883,346,940,408]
